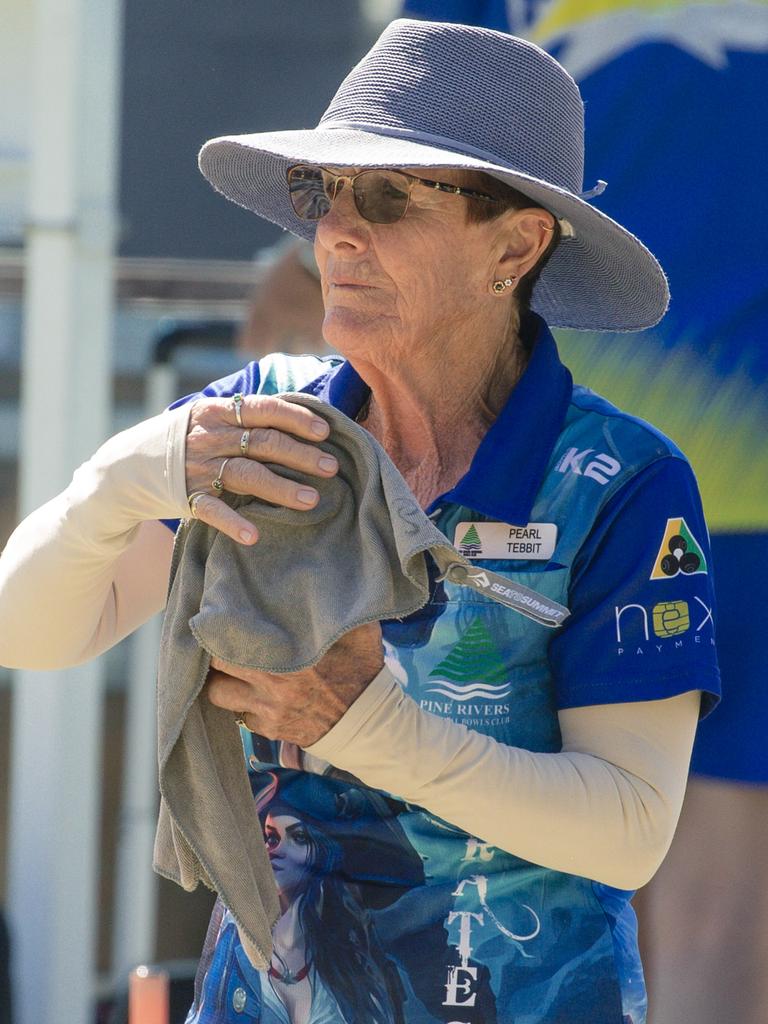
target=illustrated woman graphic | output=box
[188,770,424,1023]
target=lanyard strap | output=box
[438,562,570,628]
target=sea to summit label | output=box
[440,563,569,627]
[454,521,557,560]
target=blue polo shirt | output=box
[179,316,719,1024]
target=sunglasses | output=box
[286,164,501,225]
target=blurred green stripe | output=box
[555,330,768,530]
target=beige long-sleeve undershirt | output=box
[307,667,699,889]
[0,406,700,890]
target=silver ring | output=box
[212,457,230,493]
[239,429,250,456]
[187,490,208,519]
[232,393,245,428]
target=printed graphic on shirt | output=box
[554,447,621,484]
[188,769,430,1024]
[188,751,629,1024]
[454,521,558,560]
[426,617,513,701]
[650,517,708,580]
[652,600,690,637]
[614,594,715,657]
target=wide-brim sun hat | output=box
[199,18,669,332]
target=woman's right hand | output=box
[184,394,338,544]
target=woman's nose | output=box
[315,184,369,254]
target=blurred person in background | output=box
[0,19,721,1024]
[237,238,324,358]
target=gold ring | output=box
[232,393,245,428]
[239,429,250,456]
[212,457,230,493]
[187,490,209,519]
[235,712,257,733]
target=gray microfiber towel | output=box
[153,392,465,970]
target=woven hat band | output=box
[319,121,527,174]
[319,19,585,195]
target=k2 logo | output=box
[555,447,621,485]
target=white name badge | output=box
[453,521,558,560]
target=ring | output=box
[239,429,250,456]
[232,393,245,428]
[187,490,209,519]
[234,712,256,733]
[212,457,231,493]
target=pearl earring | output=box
[492,274,518,294]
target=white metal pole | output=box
[7,0,122,1023]
[111,614,164,981]
[111,361,175,981]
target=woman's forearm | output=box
[0,406,190,669]
[306,672,700,890]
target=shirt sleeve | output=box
[306,666,701,890]
[0,408,191,669]
[549,455,721,717]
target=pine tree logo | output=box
[458,523,483,557]
[650,517,708,580]
[427,618,512,700]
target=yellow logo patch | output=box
[652,601,690,637]
[650,518,708,580]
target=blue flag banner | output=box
[403,0,768,781]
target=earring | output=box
[492,274,517,294]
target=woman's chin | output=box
[322,309,392,355]
[277,882,301,906]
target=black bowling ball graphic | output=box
[660,534,701,576]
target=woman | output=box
[0,19,720,1024]
[190,771,422,1024]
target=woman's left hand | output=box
[205,621,384,747]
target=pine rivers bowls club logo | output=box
[420,618,515,726]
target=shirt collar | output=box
[300,356,370,419]
[302,314,572,526]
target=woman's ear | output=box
[496,208,556,281]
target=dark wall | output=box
[119,1,373,259]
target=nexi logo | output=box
[614,596,714,655]
[555,447,621,485]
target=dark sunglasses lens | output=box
[288,166,331,220]
[353,170,410,223]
